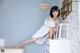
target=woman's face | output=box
[52,10,59,17]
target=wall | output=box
[45,1,80,53]
[0,0,58,53]
[78,2,80,42]
[61,2,80,53]
[77,2,80,53]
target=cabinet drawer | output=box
[0,48,24,53]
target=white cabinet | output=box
[0,48,24,53]
[0,39,24,53]
[49,39,71,53]
[49,23,71,53]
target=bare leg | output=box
[16,29,56,48]
[16,38,38,48]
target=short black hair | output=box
[50,6,60,18]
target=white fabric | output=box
[32,18,56,44]
[44,18,55,27]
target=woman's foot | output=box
[16,45,21,48]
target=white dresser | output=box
[0,39,24,53]
[0,48,24,53]
[45,23,71,53]
[49,39,71,53]
[49,23,71,53]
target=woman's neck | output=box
[49,16,58,21]
[52,17,57,21]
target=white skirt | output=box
[32,25,50,44]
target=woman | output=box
[16,6,60,48]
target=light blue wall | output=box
[0,0,57,53]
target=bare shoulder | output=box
[48,16,51,20]
[48,16,51,18]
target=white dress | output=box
[32,18,59,44]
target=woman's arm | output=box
[49,27,56,39]
[49,25,60,39]
[50,27,53,39]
